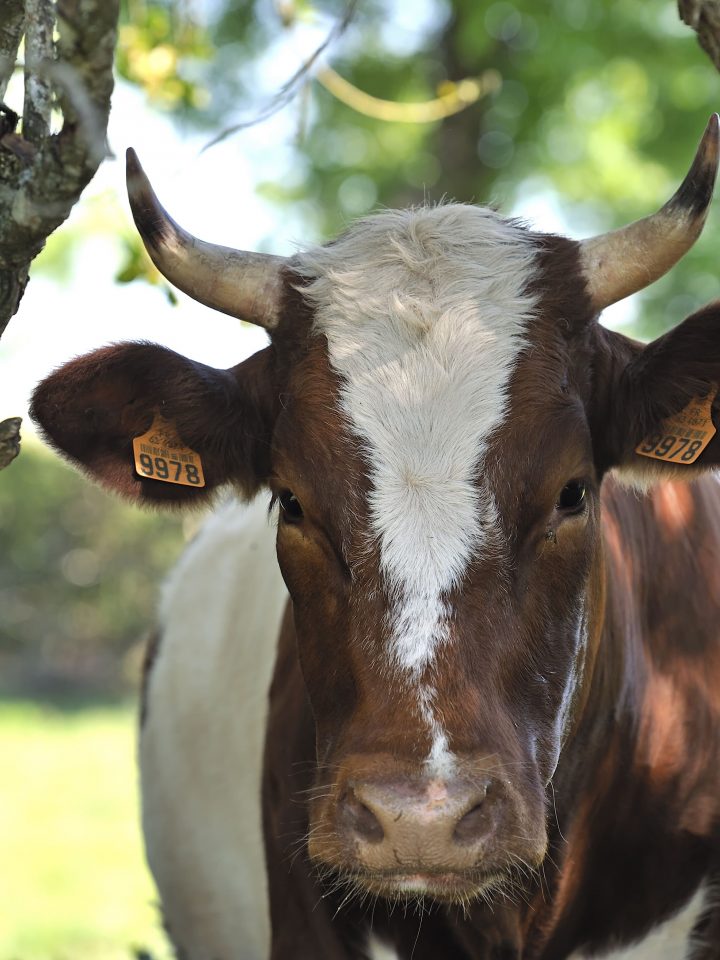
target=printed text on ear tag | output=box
[132,413,206,487]
[635,386,717,464]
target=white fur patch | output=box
[140,497,287,960]
[296,206,538,700]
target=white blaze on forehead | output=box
[295,205,539,676]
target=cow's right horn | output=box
[126,149,286,330]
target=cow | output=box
[31,115,720,960]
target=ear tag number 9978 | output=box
[635,387,717,465]
[132,414,206,488]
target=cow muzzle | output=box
[308,766,546,903]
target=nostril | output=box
[454,791,492,845]
[454,803,486,843]
[340,794,384,844]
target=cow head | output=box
[31,117,720,904]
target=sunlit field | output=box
[0,701,172,960]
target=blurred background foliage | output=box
[30,0,720,340]
[3,0,720,955]
[113,0,720,338]
[0,439,188,698]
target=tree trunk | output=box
[0,0,119,469]
[0,0,119,334]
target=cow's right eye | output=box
[279,490,304,523]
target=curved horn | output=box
[126,148,286,329]
[580,114,720,312]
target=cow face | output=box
[267,210,604,901]
[31,119,720,905]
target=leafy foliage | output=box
[118,0,720,338]
[118,0,213,111]
[283,0,720,337]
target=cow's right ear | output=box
[30,342,277,506]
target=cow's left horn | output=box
[126,149,286,330]
[580,114,720,312]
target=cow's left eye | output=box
[279,489,304,523]
[557,480,586,513]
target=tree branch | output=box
[679,0,720,71]
[22,0,54,145]
[0,0,24,101]
[0,416,21,469]
[0,0,119,338]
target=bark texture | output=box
[0,0,119,338]
[0,416,21,469]
[679,0,720,70]
[0,0,25,102]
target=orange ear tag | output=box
[635,385,717,465]
[132,413,206,487]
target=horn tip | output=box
[125,147,147,195]
[701,112,719,165]
[666,114,720,221]
[125,148,177,250]
[126,147,149,200]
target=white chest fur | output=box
[571,884,705,959]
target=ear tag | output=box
[635,386,717,465]
[132,413,206,487]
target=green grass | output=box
[0,701,172,960]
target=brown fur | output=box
[30,340,279,505]
[31,228,720,959]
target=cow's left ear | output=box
[30,342,277,506]
[592,302,720,483]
